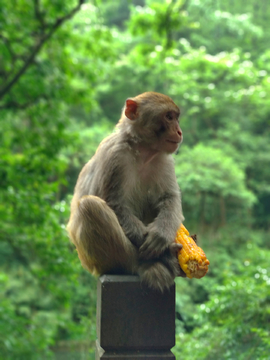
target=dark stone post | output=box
[95,275,175,360]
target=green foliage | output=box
[0,0,115,109]
[175,240,270,360]
[0,0,114,358]
[176,144,256,226]
[129,0,189,49]
[183,0,270,55]
[184,2,263,54]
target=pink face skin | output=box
[124,98,183,155]
[159,110,182,154]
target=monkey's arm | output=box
[95,154,148,248]
[139,190,183,260]
[107,199,147,248]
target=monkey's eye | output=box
[165,111,174,121]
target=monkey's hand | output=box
[139,229,174,260]
[160,243,187,278]
[168,243,187,277]
[111,205,148,248]
[122,221,148,248]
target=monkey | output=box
[67,92,185,292]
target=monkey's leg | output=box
[67,195,138,275]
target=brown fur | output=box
[67,92,185,291]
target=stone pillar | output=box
[95,275,175,360]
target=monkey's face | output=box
[123,92,183,154]
[154,110,183,154]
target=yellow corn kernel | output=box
[175,224,210,279]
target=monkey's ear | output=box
[125,99,138,120]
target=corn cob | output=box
[175,224,210,279]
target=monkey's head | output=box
[119,92,183,154]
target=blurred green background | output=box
[0,0,269,359]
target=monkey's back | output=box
[71,132,131,206]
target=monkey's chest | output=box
[129,187,158,224]
[124,171,161,223]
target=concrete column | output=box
[95,275,175,360]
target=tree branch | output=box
[34,0,46,30]
[164,0,187,49]
[0,0,84,101]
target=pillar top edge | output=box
[99,275,140,283]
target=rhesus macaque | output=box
[67,92,185,292]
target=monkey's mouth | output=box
[166,140,180,144]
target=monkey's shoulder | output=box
[77,133,132,185]
[96,132,132,160]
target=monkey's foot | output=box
[138,261,175,292]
